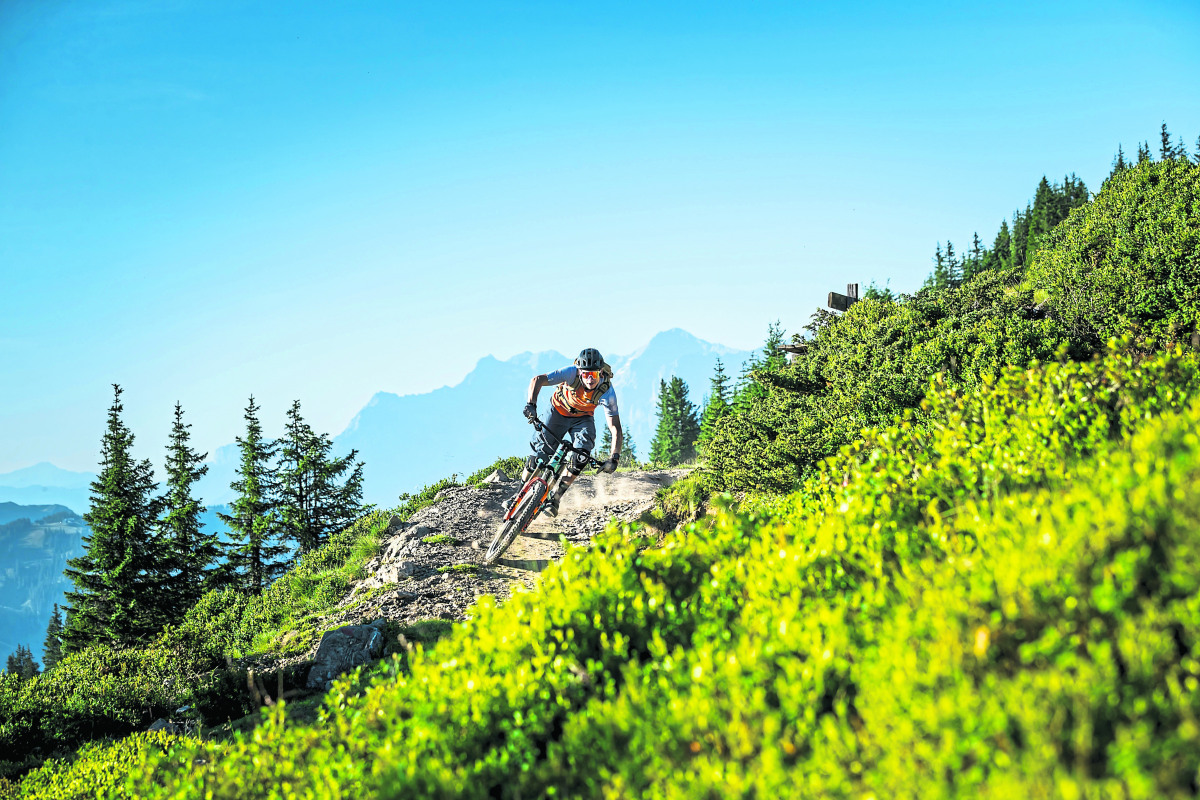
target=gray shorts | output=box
[530,407,596,471]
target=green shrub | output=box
[20,346,1198,799]
[1031,156,1200,349]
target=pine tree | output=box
[62,385,167,653]
[598,425,637,467]
[1137,141,1151,164]
[648,377,700,467]
[159,402,220,621]
[963,232,985,281]
[985,219,1012,272]
[5,645,39,680]
[698,358,731,452]
[1160,122,1173,160]
[1194,135,1200,164]
[219,396,287,594]
[42,604,63,672]
[924,242,949,289]
[276,400,366,555]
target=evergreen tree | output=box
[219,396,287,593]
[963,232,985,281]
[5,645,39,680]
[984,219,1012,272]
[924,242,949,289]
[62,385,166,653]
[698,357,732,452]
[863,280,894,301]
[159,402,220,621]
[1137,141,1151,164]
[1194,135,1200,164]
[42,604,63,672]
[1160,122,1174,160]
[276,400,366,555]
[598,425,637,467]
[649,377,700,467]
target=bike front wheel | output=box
[484,482,542,565]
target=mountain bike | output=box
[482,419,605,565]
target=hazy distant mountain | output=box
[0,463,95,514]
[0,507,86,663]
[332,329,751,506]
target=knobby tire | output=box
[484,485,541,565]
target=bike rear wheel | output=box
[484,481,542,565]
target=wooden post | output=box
[827,282,860,312]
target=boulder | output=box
[482,469,507,484]
[306,624,387,689]
[378,560,417,583]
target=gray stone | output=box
[379,560,416,583]
[482,469,507,484]
[306,624,387,689]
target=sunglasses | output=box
[581,370,601,380]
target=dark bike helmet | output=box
[575,348,604,370]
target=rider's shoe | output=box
[544,491,563,518]
[501,495,516,514]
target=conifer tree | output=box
[1160,122,1174,160]
[964,232,985,281]
[649,377,700,467]
[159,402,220,620]
[699,357,732,452]
[219,396,286,594]
[276,400,366,555]
[598,425,637,467]
[62,385,166,653]
[42,604,63,672]
[5,645,39,680]
[985,220,1012,272]
[1137,141,1151,163]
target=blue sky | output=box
[2,0,1198,474]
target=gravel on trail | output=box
[328,468,687,632]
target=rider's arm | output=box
[609,416,623,457]
[527,374,551,404]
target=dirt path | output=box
[332,469,686,631]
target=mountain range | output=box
[197,328,751,507]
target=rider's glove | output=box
[603,453,620,473]
[523,402,537,422]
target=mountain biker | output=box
[514,348,622,517]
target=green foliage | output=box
[1029,156,1200,349]
[0,504,397,779]
[597,425,638,467]
[218,396,287,594]
[4,647,38,682]
[436,564,478,574]
[158,402,220,624]
[464,457,526,487]
[697,357,731,453]
[62,385,167,653]
[276,400,366,556]
[40,607,62,674]
[21,346,1200,798]
[648,376,700,467]
[421,534,456,545]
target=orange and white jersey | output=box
[546,365,619,421]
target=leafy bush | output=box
[1031,156,1200,349]
[19,346,1200,798]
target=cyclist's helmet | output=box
[575,348,604,371]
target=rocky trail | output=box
[296,468,686,690]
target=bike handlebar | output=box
[529,418,607,470]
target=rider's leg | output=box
[546,416,596,516]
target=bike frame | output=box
[503,420,602,523]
